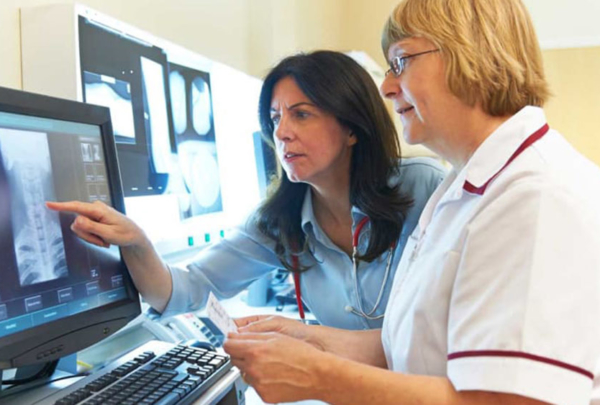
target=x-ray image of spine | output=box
[0,129,68,286]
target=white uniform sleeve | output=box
[159,218,282,319]
[447,179,600,405]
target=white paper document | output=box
[206,291,238,336]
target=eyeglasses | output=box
[386,49,440,77]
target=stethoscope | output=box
[291,216,397,323]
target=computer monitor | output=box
[0,86,140,370]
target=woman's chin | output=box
[284,172,303,183]
[402,132,420,145]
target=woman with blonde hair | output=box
[224,0,600,403]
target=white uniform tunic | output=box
[382,107,600,405]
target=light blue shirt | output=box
[161,157,446,330]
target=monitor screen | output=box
[0,87,140,369]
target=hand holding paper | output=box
[206,291,238,336]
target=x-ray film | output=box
[83,71,136,143]
[167,63,222,216]
[141,57,172,175]
[0,128,68,286]
[191,76,212,136]
[169,71,187,136]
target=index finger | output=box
[227,332,276,341]
[223,332,275,359]
[234,314,272,328]
[46,201,105,221]
[238,317,290,334]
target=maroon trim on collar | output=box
[448,350,593,380]
[463,123,550,195]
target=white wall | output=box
[342,0,600,69]
[523,0,600,49]
[247,0,346,77]
[3,0,600,89]
[1,0,351,88]
[0,0,253,89]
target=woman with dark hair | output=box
[47,50,445,330]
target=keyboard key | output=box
[172,388,187,397]
[147,394,163,401]
[154,392,180,405]
[140,364,157,372]
[171,373,188,383]
[54,398,75,405]
[209,358,224,367]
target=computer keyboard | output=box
[43,340,232,405]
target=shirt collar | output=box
[416,106,548,233]
[462,106,549,195]
[300,187,314,233]
[300,187,368,235]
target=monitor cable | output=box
[1,360,58,387]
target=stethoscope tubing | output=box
[292,216,396,322]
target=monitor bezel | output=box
[0,86,141,369]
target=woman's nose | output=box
[380,72,400,100]
[274,116,293,141]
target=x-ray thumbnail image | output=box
[97,184,109,203]
[87,184,99,201]
[92,144,103,162]
[94,164,106,182]
[81,143,93,163]
[85,164,95,181]
[0,128,68,286]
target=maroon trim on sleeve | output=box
[463,123,550,195]
[448,350,593,380]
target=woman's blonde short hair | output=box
[382,0,550,116]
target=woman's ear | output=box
[348,131,358,146]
